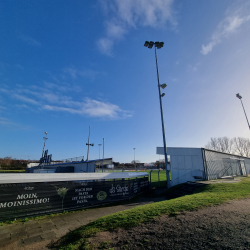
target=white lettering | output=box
[0,203,7,208]
[7,202,13,207]
[17,193,38,200]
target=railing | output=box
[62,156,84,163]
[216,164,234,179]
[49,156,85,164]
[95,169,168,189]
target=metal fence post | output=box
[158,170,160,188]
[150,170,153,189]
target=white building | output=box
[157,147,250,186]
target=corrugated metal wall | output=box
[203,149,250,180]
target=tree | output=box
[205,136,250,157]
[131,160,140,164]
[205,137,233,153]
[232,137,250,157]
[154,159,165,169]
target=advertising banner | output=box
[0,177,148,221]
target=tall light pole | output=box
[86,126,94,171]
[98,144,102,159]
[102,138,105,172]
[42,132,48,158]
[133,148,136,170]
[144,41,170,189]
[236,93,250,130]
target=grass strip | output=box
[0,170,25,173]
[51,177,250,250]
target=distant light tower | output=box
[236,93,250,130]
[102,138,105,172]
[98,144,102,159]
[144,41,170,189]
[86,126,94,170]
[133,148,136,170]
[42,132,48,158]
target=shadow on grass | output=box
[144,181,208,201]
[48,183,209,250]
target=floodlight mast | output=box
[98,144,102,159]
[133,148,136,170]
[42,132,48,158]
[144,41,171,189]
[102,138,105,172]
[86,126,94,171]
[236,93,250,130]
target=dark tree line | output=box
[205,137,250,157]
[0,157,28,170]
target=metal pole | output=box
[240,99,250,130]
[158,170,160,188]
[98,144,102,159]
[42,132,48,158]
[133,148,136,171]
[102,138,104,172]
[87,126,90,161]
[86,126,91,171]
[154,46,171,189]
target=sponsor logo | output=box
[97,191,107,201]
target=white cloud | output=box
[13,94,40,105]
[63,67,105,80]
[44,98,133,119]
[0,116,30,130]
[0,116,13,125]
[97,38,114,56]
[187,64,198,72]
[201,13,250,55]
[1,85,132,120]
[98,0,175,55]
[106,21,127,39]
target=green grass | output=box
[127,170,169,188]
[51,176,250,250]
[97,169,169,188]
[146,170,168,188]
[0,170,25,173]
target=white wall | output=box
[156,147,204,186]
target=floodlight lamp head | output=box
[148,41,154,49]
[44,132,47,135]
[91,143,94,146]
[144,41,149,47]
[236,93,242,99]
[161,93,165,97]
[161,83,167,89]
[156,41,164,49]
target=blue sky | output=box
[1,0,250,163]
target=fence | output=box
[203,149,250,180]
[96,169,168,188]
[61,156,85,163]
[0,173,149,221]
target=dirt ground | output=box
[89,198,250,250]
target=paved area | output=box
[0,196,166,250]
[0,177,245,250]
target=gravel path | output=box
[89,198,250,249]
